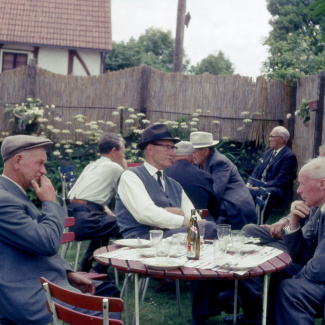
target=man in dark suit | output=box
[224,157,325,325]
[246,126,298,219]
[164,141,221,223]
[0,135,120,324]
[190,131,257,229]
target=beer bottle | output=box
[187,209,200,260]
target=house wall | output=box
[0,45,101,76]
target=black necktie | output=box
[261,150,276,182]
[156,171,163,188]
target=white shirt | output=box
[117,161,199,229]
[68,156,123,205]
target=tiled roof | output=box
[0,0,112,51]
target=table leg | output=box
[233,279,238,325]
[135,273,140,325]
[262,274,268,325]
[124,273,129,325]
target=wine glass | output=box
[217,224,231,251]
[231,230,245,259]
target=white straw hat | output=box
[190,132,219,149]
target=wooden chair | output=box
[40,277,124,325]
[255,187,271,225]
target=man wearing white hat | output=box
[164,141,221,222]
[190,132,257,228]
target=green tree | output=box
[190,51,235,76]
[262,22,325,83]
[105,27,190,73]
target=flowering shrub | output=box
[0,103,264,206]
[4,98,54,134]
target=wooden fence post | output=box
[139,65,151,125]
[26,58,36,99]
[287,81,296,149]
[313,71,325,157]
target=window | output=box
[2,52,28,72]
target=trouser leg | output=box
[276,277,325,325]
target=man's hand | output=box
[289,200,310,231]
[261,217,289,239]
[67,272,95,295]
[31,175,56,202]
[104,206,116,217]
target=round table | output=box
[94,244,291,325]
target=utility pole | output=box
[173,0,186,73]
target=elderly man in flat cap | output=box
[0,135,120,325]
[164,141,221,222]
[190,131,257,229]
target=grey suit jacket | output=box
[0,176,74,325]
[283,208,325,283]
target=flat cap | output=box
[175,141,194,156]
[1,135,53,161]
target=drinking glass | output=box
[155,239,170,264]
[170,234,178,256]
[216,224,231,240]
[149,230,163,250]
[213,239,227,264]
[198,223,205,245]
[231,230,245,258]
[177,232,187,254]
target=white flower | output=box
[64,144,71,149]
[54,117,62,122]
[125,119,134,124]
[181,125,188,129]
[213,120,220,124]
[117,106,127,110]
[98,120,105,124]
[55,143,61,148]
[65,149,73,154]
[52,129,61,134]
[189,121,197,126]
[128,108,135,112]
[130,114,138,119]
[240,111,250,116]
[112,111,119,116]
[53,150,61,156]
[196,109,202,113]
[75,141,83,145]
[62,130,70,134]
[287,113,292,119]
[75,129,83,133]
[65,121,72,125]
[137,113,146,117]
[243,119,252,123]
[77,118,85,123]
[142,119,150,124]
[295,110,300,116]
[192,118,199,122]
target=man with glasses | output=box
[115,124,217,240]
[246,126,298,220]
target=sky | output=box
[111,0,272,78]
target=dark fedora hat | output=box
[137,124,180,150]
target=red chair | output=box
[40,277,123,325]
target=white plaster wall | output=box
[73,51,101,76]
[38,48,69,75]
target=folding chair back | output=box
[255,187,271,225]
[40,277,123,325]
[58,165,77,199]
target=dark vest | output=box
[115,165,183,238]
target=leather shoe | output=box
[223,314,261,325]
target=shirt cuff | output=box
[284,224,300,235]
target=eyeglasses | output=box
[152,143,178,152]
[269,135,282,139]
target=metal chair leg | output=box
[74,241,82,272]
[176,279,181,316]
